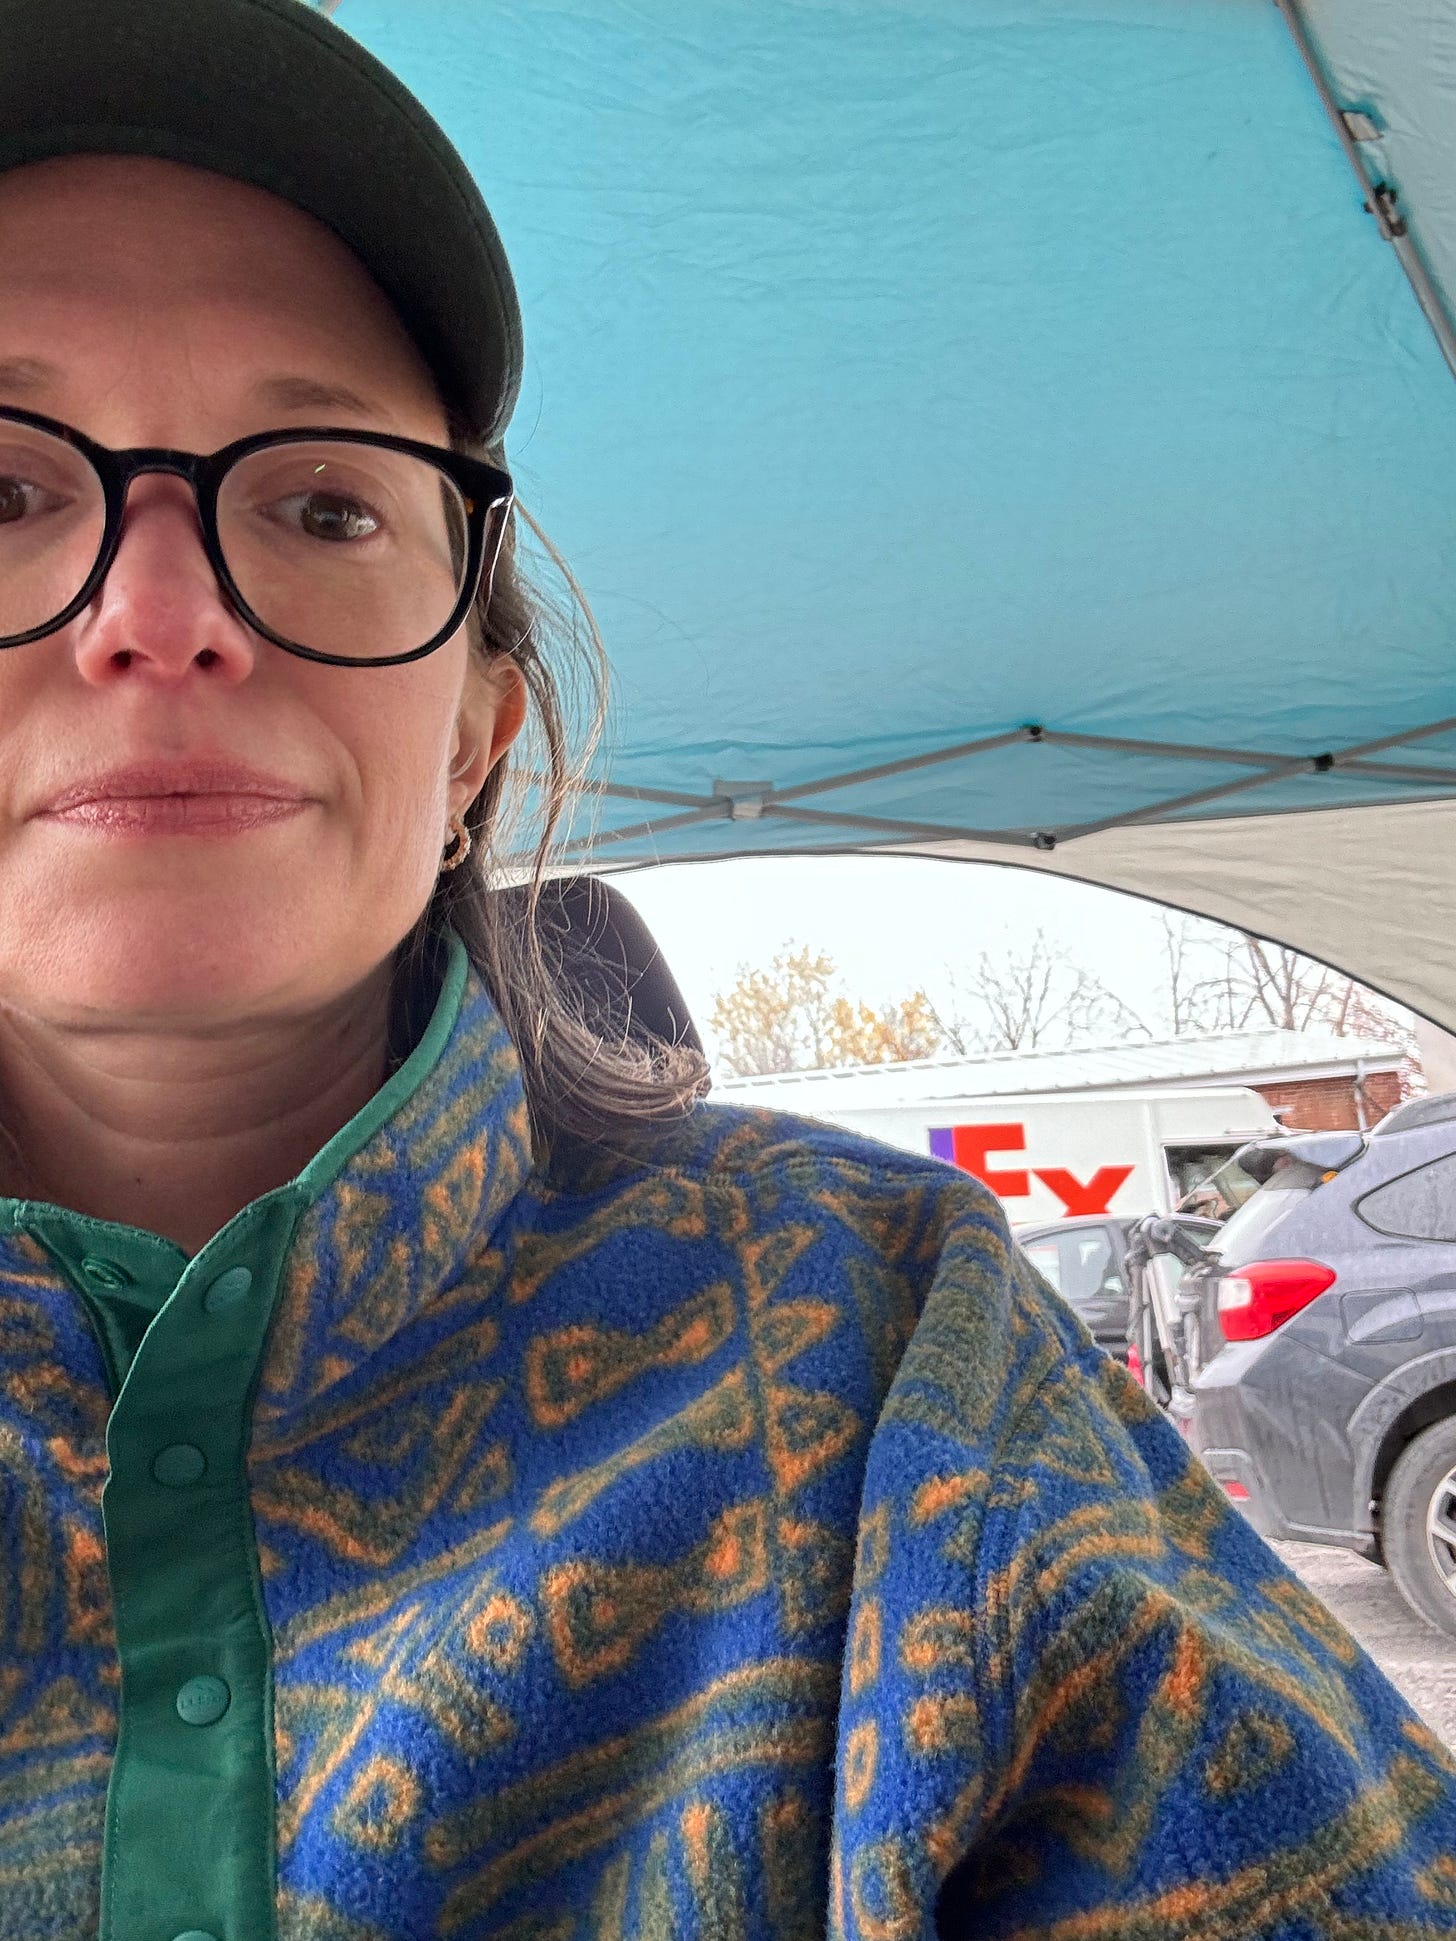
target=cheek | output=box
[335,679,458,886]
[0,653,467,1020]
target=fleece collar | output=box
[0,931,535,1406]
[255,933,536,1421]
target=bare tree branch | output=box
[709,918,1424,1098]
[936,931,1152,1055]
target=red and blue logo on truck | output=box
[928,1120,1134,1215]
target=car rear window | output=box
[1355,1150,1456,1241]
[1022,1238,1063,1291]
[1020,1228,1118,1309]
[1061,1228,1116,1305]
[1209,1164,1320,1259]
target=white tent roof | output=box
[888,798,1456,1038]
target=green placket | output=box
[25,1190,306,1941]
[0,935,473,1941]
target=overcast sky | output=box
[607,854,1193,1065]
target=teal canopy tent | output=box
[331,0,1456,1030]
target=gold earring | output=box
[439,813,473,873]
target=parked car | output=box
[1178,1092,1456,1636]
[1016,1214,1221,1365]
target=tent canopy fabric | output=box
[330,1,1456,1026]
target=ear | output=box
[450,656,528,812]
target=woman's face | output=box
[0,155,522,1031]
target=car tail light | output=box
[1216,1259,1337,1341]
[1127,1342,1144,1387]
[1220,1479,1251,1502]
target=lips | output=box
[41,761,310,813]
[37,761,313,835]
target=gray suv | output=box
[1180,1092,1456,1636]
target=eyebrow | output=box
[250,374,392,421]
[0,360,399,426]
[0,356,60,399]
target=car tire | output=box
[1383,1419,1456,1639]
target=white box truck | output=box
[713,1070,1278,1222]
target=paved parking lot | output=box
[1273,1540,1456,1747]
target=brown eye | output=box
[293,491,381,543]
[0,477,33,525]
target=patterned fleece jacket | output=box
[1,934,1454,1941]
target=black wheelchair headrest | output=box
[494,875,703,1059]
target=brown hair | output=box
[408,442,709,1150]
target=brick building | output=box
[1256,1065,1403,1133]
[1117,1032,1408,1131]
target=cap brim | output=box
[0,0,522,442]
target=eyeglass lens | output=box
[0,420,472,661]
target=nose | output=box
[71,474,259,687]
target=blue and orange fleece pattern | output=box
[1,946,1454,1939]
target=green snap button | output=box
[203,1266,253,1313]
[175,1675,231,1727]
[151,1443,207,1489]
[80,1255,131,1290]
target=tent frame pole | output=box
[556,706,1456,858]
[1273,0,1456,385]
[562,706,1456,850]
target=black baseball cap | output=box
[0,0,523,443]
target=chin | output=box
[0,877,415,1029]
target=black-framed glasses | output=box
[0,407,514,667]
